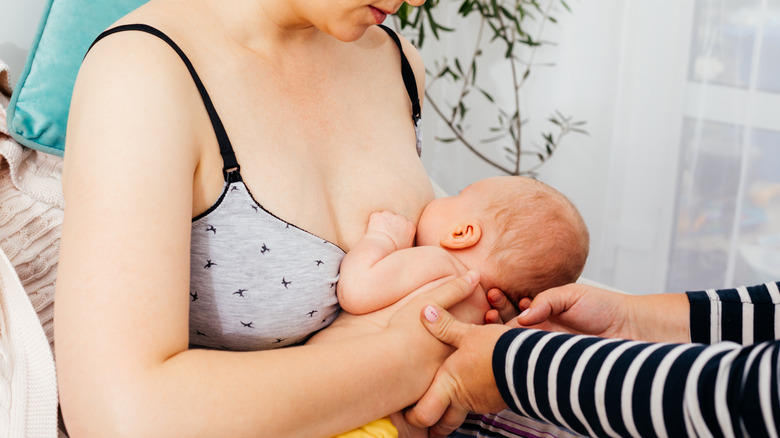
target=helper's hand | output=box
[516,283,690,343]
[366,211,416,251]
[405,305,511,438]
[514,283,634,339]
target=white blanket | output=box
[0,58,63,438]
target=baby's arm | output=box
[338,211,461,314]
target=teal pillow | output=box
[7,0,147,156]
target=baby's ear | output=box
[440,223,482,249]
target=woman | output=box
[407,282,780,437]
[54,0,488,436]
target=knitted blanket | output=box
[0,58,62,437]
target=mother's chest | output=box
[233,136,434,250]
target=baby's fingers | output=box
[486,288,518,323]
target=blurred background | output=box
[4,0,780,295]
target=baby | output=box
[338,175,590,315]
[311,175,589,438]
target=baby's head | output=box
[417,176,589,307]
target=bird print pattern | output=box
[189,178,343,352]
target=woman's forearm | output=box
[59,328,446,438]
[629,293,690,343]
[687,282,780,345]
[494,328,780,437]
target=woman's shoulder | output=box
[357,25,425,101]
[68,13,206,175]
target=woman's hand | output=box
[516,283,690,343]
[514,283,634,338]
[404,304,511,438]
[386,271,483,335]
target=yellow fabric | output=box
[332,417,398,438]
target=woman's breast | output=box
[188,180,345,351]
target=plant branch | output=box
[425,89,515,175]
[494,0,523,174]
[448,16,487,125]
[516,0,557,90]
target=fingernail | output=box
[424,305,439,322]
[518,309,530,318]
[463,271,477,284]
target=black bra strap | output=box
[377,25,421,123]
[87,24,240,179]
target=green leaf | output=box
[427,9,441,39]
[478,87,494,102]
[436,137,458,143]
[458,0,476,16]
[459,101,467,119]
[418,17,426,47]
[455,58,464,76]
[481,133,507,143]
[397,4,411,24]
[436,66,455,79]
[504,41,515,59]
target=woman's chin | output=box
[322,21,376,43]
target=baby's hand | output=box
[366,211,416,250]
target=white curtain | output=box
[420,0,780,294]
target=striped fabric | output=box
[485,282,780,437]
[451,412,584,438]
[688,282,780,345]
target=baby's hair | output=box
[484,177,589,306]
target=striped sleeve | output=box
[492,329,780,437]
[687,281,780,345]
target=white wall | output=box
[2,0,47,87]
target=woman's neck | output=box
[201,0,326,51]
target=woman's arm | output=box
[516,283,690,343]
[408,298,780,437]
[517,281,780,344]
[55,33,478,438]
[491,329,780,437]
[687,282,780,345]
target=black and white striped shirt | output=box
[492,282,780,437]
